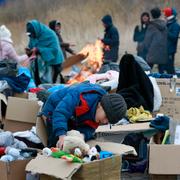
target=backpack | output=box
[122,133,148,162]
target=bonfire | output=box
[67,40,104,84]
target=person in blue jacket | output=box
[41,82,127,148]
[101,14,120,62]
[26,20,64,85]
[163,7,180,74]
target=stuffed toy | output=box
[83,145,101,163]
[62,130,90,157]
[42,147,83,163]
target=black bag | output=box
[122,132,148,162]
[0,59,17,77]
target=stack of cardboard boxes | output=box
[0,93,41,180]
[149,78,180,179]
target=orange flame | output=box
[67,39,104,84]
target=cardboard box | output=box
[0,159,31,180]
[27,154,121,180]
[13,92,28,99]
[149,144,180,175]
[31,117,137,180]
[156,78,180,119]
[4,97,40,132]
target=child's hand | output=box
[56,135,66,149]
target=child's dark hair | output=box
[151,7,161,19]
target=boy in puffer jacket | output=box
[41,82,127,148]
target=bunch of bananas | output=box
[127,106,152,123]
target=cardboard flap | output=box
[149,144,180,174]
[26,155,81,179]
[88,140,137,155]
[96,122,153,133]
[6,97,40,123]
[36,117,48,147]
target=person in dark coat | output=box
[49,20,75,83]
[117,54,154,112]
[133,12,150,60]
[40,82,127,148]
[139,7,168,73]
[163,7,180,74]
[101,14,120,62]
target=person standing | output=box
[49,20,75,60]
[139,7,168,73]
[49,20,75,83]
[26,20,64,85]
[133,12,150,60]
[163,7,180,74]
[101,14,120,62]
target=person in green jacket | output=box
[26,19,64,85]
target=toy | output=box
[42,147,83,163]
[63,130,90,157]
[83,145,101,163]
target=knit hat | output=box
[0,25,13,43]
[163,7,173,17]
[101,93,127,124]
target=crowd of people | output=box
[133,7,180,74]
[0,6,179,148]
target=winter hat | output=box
[0,25,13,43]
[163,7,173,17]
[102,14,113,27]
[101,93,127,124]
[150,115,169,131]
[150,7,161,19]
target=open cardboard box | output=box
[148,78,180,179]
[4,96,41,132]
[26,117,137,180]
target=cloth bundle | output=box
[127,106,152,123]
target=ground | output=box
[122,172,149,180]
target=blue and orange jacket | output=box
[41,82,107,141]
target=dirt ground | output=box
[121,172,149,180]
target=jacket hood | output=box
[151,19,167,31]
[102,15,113,27]
[0,25,13,43]
[49,20,60,31]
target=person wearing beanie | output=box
[0,25,28,63]
[133,12,150,60]
[101,14,120,62]
[40,82,127,148]
[163,7,180,74]
[138,7,168,73]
